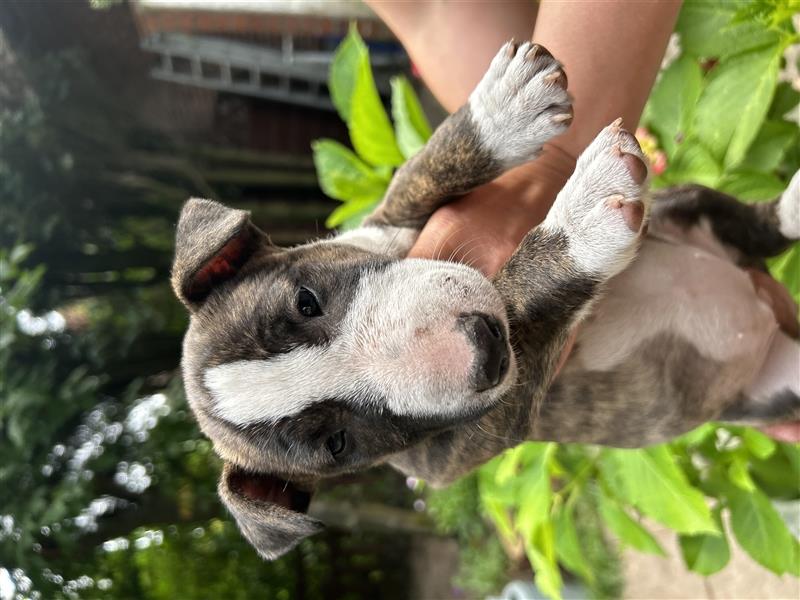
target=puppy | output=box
[170,42,800,559]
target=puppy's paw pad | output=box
[605,195,645,233]
[469,41,573,168]
[621,152,648,185]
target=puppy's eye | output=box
[297,287,322,317]
[326,430,346,457]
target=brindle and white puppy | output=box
[171,42,800,559]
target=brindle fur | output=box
[365,104,501,229]
[652,185,794,263]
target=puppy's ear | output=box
[171,198,275,310]
[218,462,323,560]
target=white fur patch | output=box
[778,169,799,239]
[336,226,419,257]
[468,41,571,169]
[204,259,514,425]
[205,346,351,424]
[543,121,648,278]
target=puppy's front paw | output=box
[469,41,572,169]
[544,119,649,279]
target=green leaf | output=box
[727,486,796,574]
[727,457,756,492]
[391,76,432,159]
[514,443,555,539]
[679,508,730,576]
[790,538,800,577]
[9,244,33,264]
[677,0,781,59]
[527,522,563,600]
[329,25,366,122]
[312,139,390,203]
[554,505,595,584]
[692,45,782,170]
[478,456,519,507]
[781,442,800,474]
[598,488,665,556]
[329,26,404,166]
[677,423,717,447]
[658,139,722,188]
[749,440,800,498]
[742,428,776,460]
[601,446,718,535]
[769,82,800,121]
[717,169,786,202]
[740,120,799,172]
[349,53,404,166]
[644,55,703,159]
[483,498,515,543]
[495,445,525,485]
[325,196,379,230]
[768,244,800,306]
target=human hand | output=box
[406,145,576,276]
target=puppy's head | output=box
[172,199,515,559]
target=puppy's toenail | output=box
[611,117,624,132]
[552,112,573,124]
[622,153,648,184]
[525,44,539,61]
[544,70,568,88]
[535,44,554,60]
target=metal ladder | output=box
[140,32,407,110]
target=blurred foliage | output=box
[426,475,510,597]
[314,4,800,599]
[313,25,427,229]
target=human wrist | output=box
[495,143,577,223]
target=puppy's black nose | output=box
[458,313,510,392]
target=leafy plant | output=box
[315,4,800,598]
[312,26,430,230]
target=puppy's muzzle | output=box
[458,313,510,391]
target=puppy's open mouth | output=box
[227,468,312,512]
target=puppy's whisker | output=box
[459,240,491,269]
[475,422,525,445]
[432,226,467,262]
[382,227,403,255]
[447,237,487,264]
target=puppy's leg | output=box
[650,170,799,265]
[498,120,649,404]
[390,122,649,484]
[349,42,571,254]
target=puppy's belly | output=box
[566,237,778,392]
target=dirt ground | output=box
[623,512,800,600]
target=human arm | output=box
[367,0,682,273]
